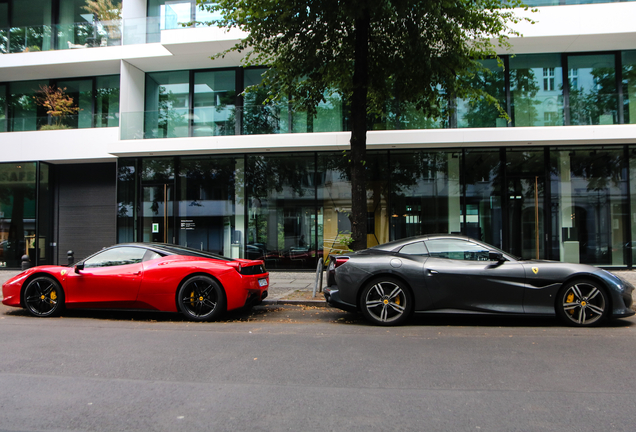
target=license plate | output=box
[258,278,268,287]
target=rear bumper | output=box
[323,286,357,312]
[244,288,267,308]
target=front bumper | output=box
[323,286,357,312]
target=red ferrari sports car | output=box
[1,243,269,321]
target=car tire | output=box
[23,276,65,318]
[177,275,226,322]
[556,279,609,327]
[360,277,413,326]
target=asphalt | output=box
[2,269,636,310]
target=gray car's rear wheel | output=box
[360,277,412,326]
[23,276,65,317]
[177,275,226,321]
[556,279,608,327]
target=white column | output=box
[119,60,146,140]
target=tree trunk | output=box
[349,8,370,251]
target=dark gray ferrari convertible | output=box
[324,235,635,326]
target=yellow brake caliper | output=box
[50,290,57,301]
[566,292,574,315]
[190,291,196,306]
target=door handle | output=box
[427,269,438,275]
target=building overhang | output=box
[107,125,636,158]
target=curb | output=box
[262,299,327,307]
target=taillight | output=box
[227,261,266,275]
[329,256,349,270]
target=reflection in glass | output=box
[567,54,618,125]
[145,71,190,138]
[242,68,283,135]
[0,163,37,268]
[57,79,93,129]
[622,51,636,125]
[247,153,317,268]
[178,156,239,257]
[37,162,53,265]
[630,146,636,265]
[457,59,507,128]
[0,85,6,132]
[95,75,120,127]
[317,151,388,258]
[11,0,53,52]
[193,70,236,136]
[390,151,458,239]
[463,149,503,248]
[117,158,137,243]
[9,80,48,131]
[506,148,545,259]
[551,147,627,266]
[510,54,563,127]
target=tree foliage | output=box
[199,0,533,250]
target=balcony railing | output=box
[0,113,119,133]
[120,103,346,140]
[0,17,163,54]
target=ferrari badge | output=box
[532,267,539,274]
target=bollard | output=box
[67,250,74,266]
[21,254,32,270]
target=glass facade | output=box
[0,162,49,268]
[623,51,636,125]
[144,71,190,138]
[129,51,633,139]
[115,145,636,269]
[567,54,618,126]
[457,59,507,128]
[510,54,564,127]
[0,0,122,53]
[1,76,119,132]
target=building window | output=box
[567,54,617,125]
[510,54,563,127]
[569,68,579,90]
[543,67,555,91]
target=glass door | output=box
[508,176,545,260]
[142,184,174,243]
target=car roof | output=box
[109,243,234,261]
[368,234,467,251]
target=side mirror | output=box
[74,263,85,274]
[489,251,505,262]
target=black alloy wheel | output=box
[177,275,226,321]
[360,277,413,326]
[23,276,65,317]
[556,279,609,327]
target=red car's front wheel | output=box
[23,276,65,318]
[177,275,226,321]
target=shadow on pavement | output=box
[3,303,634,328]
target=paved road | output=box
[1,301,636,432]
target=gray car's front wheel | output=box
[556,279,609,327]
[360,277,412,326]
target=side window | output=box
[398,242,429,256]
[424,239,490,261]
[84,247,147,268]
[143,250,163,262]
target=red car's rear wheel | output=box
[177,275,226,321]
